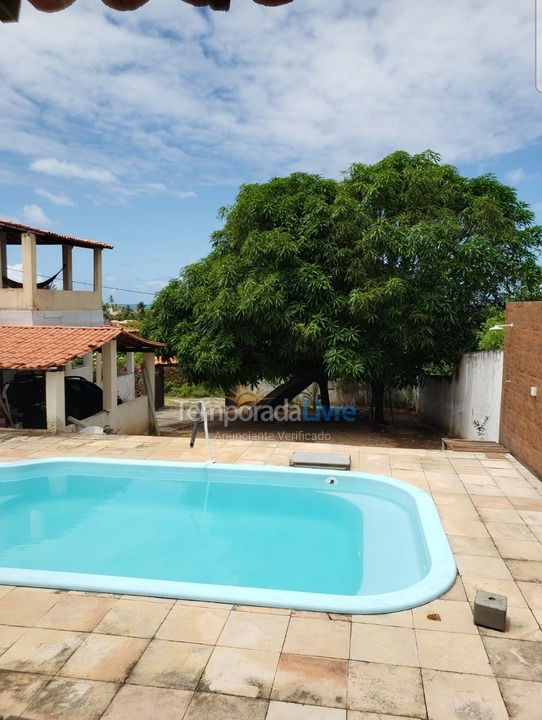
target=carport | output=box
[0,325,163,433]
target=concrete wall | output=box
[81,395,150,435]
[415,351,503,441]
[0,309,105,326]
[117,372,136,402]
[500,302,542,478]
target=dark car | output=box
[3,373,120,429]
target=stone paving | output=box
[0,432,540,719]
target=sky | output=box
[1,0,541,303]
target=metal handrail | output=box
[189,400,214,463]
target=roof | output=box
[1,0,293,22]
[0,220,113,250]
[0,326,164,370]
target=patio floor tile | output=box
[517,581,542,609]
[0,628,84,674]
[234,604,291,615]
[350,609,413,627]
[469,494,514,509]
[455,554,512,580]
[267,700,346,719]
[492,538,542,561]
[478,507,524,524]
[0,588,60,626]
[271,653,347,708]
[283,617,350,659]
[37,595,116,632]
[96,599,171,639]
[0,586,14,599]
[183,691,268,720]
[101,684,193,720]
[346,713,416,720]
[347,661,425,717]
[518,511,542,526]
[416,629,492,675]
[447,535,499,557]
[59,633,148,682]
[218,610,289,652]
[478,606,542,641]
[505,560,542,583]
[412,600,477,634]
[422,669,508,720]
[156,604,230,645]
[439,576,467,602]
[199,645,279,698]
[0,669,50,716]
[497,677,542,720]
[350,624,418,667]
[461,577,528,607]
[441,519,489,538]
[22,677,118,720]
[0,625,28,654]
[485,522,536,540]
[127,639,212,690]
[482,636,542,681]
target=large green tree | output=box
[144,151,542,422]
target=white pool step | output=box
[290,451,351,471]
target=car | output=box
[2,373,121,429]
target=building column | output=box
[62,244,73,291]
[0,230,6,289]
[142,352,155,403]
[95,352,103,387]
[22,232,37,306]
[102,339,117,412]
[126,351,135,374]
[45,369,66,432]
[93,248,102,295]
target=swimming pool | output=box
[0,458,456,614]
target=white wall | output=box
[80,395,150,435]
[117,373,136,402]
[415,351,503,441]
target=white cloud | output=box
[0,0,540,196]
[174,191,197,199]
[31,158,116,184]
[35,188,74,206]
[21,204,53,226]
[505,168,527,184]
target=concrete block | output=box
[290,451,351,470]
[473,589,507,632]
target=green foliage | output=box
[163,367,222,398]
[473,416,490,440]
[478,310,506,351]
[103,299,148,323]
[143,152,542,394]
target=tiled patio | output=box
[0,432,541,719]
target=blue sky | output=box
[1,0,541,303]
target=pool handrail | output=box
[189,400,214,463]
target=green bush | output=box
[163,367,222,398]
[478,311,505,351]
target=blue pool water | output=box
[0,458,456,613]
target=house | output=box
[0,220,163,434]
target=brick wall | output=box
[500,302,542,479]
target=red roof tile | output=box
[0,220,113,250]
[2,0,293,22]
[0,326,163,370]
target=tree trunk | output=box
[318,374,330,411]
[371,381,385,424]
